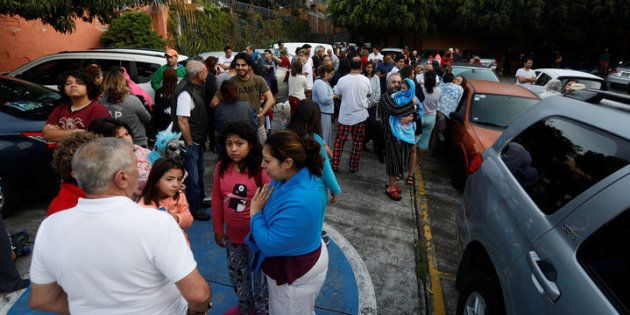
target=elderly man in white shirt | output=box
[29,138,211,315]
[332,57,372,173]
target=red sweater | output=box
[47,182,86,216]
[212,162,270,243]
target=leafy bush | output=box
[168,4,309,56]
[101,12,165,49]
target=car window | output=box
[560,78,602,90]
[91,59,133,74]
[469,94,538,128]
[135,62,161,83]
[502,117,630,215]
[451,68,499,82]
[577,208,630,313]
[535,73,552,86]
[19,59,84,86]
[0,78,60,120]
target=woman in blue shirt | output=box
[247,131,328,315]
[287,100,342,243]
[312,64,336,147]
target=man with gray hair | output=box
[29,138,211,314]
[173,60,211,221]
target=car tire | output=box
[451,149,467,190]
[0,176,18,217]
[456,270,505,315]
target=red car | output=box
[448,80,539,188]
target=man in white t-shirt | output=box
[29,138,211,315]
[368,47,383,63]
[515,57,537,88]
[218,45,234,72]
[332,57,372,173]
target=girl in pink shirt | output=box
[138,158,193,241]
[212,122,269,315]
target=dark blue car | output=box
[0,76,60,216]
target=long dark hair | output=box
[141,158,185,207]
[424,70,437,94]
[265,130,323,177]
[287,100,322,138]
[159,68,179,98]
[220,80,240,104]
[363,61,376,77]
[87,117,135,139]
[57,70,102,104]
[217,121,263,178]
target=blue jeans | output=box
[184,144,205,214]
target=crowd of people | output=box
[0,41,474,314]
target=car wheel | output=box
[0,176,18,217]
[456,270,505,315]
[451,149,467,190]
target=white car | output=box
[528,68,606,95]
[8,48,188,102]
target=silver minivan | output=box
[456,90,630,314]
[8,48,187,102]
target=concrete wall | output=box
[0,15,107,73]
[0,7,169,73]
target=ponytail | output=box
[265,131,323,177]
[302,136,323,177]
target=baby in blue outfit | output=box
[389,78,422,144]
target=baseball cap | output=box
[165,49,178,57]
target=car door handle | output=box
[528,251,561,302]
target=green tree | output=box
[101,12,165,49]
[328,0,437,40]
[0,0,165,34]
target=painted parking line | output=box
[415,169,447,315]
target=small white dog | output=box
[273,101,292,129]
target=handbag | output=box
[257,120,267,144]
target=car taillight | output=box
[21,131,57,149]
[467,154,483,175]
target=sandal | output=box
[405,175,414,186]
[386,187,402,201]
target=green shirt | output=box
[151,64,186,91]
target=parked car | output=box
[381,47,404,56]
[529,68,607,95]
[451,63,500,82]
[455,89,630,315]
[448,80,539,188]
[462,49,498,70]
[7,48,188,103]
[607,61,630,91]
[0,76,61,216]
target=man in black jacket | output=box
[173,60,211,221]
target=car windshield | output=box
[469,94,538,128]
[452,67,499,82]
[0,78,60,120]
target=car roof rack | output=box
[565,89,630,112]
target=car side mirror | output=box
[449,112,464,123]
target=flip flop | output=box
[386,187,402,201]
